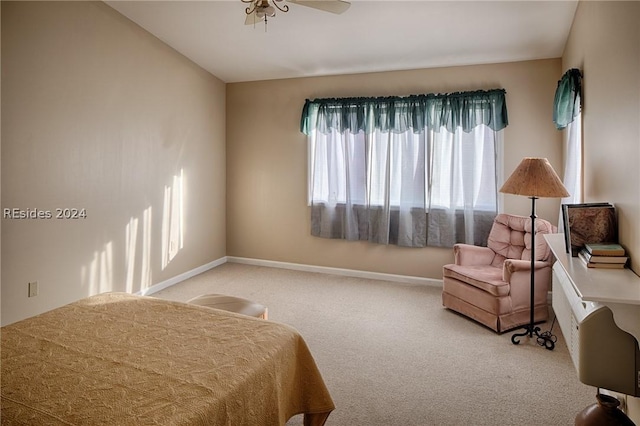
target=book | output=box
[579,248,628,264]
[584,243,625,256]
[578,250,626,269]
[562,203,617,256]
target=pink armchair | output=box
[442,213,556,333]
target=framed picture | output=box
[562,202,617,256]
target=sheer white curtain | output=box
[307,109,503,247]
[565,114,582,200]
[427,124,499,247]
[558,113,582,230]
[309,124,431,247]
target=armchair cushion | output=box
[443,265,508,297]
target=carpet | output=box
[153,262,595,425]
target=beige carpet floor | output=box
[153,262,596,425]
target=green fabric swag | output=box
[553,68,582,130]
[300,89,508,136]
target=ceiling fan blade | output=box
[245,8,265,25]
[287,0,351,14]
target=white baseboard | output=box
[138,256,549,308]
[226,256,443,287]
[139,256,442,296]
[138,257,228,296]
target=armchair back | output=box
[486,213,555,267]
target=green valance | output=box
[553,68,582,130]
[300,89,508,135]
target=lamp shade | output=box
[500,157,570,198]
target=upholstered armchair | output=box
[442,213,556,333]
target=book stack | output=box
[578,243,629,269]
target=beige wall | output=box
[562,0,640,274]
[1,2,3,313]
[226,59,563,279]
[1,1,227,325]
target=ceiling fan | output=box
[242,0,351,26]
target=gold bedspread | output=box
[1,293,334,425]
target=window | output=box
[302,90,508,248]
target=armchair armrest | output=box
[503,259,552,311]
[453,244,496,266]
[503,259,550,275]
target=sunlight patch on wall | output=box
[123,206,153,294]
[162,169,185,270]
[125,217,139,293]
[80,169,183,295]
[140,207,152,291]
[81,241,114,295]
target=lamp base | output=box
[511,324,557,350]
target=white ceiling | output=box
[106,0,579,83]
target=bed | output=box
[1,292,334,425]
